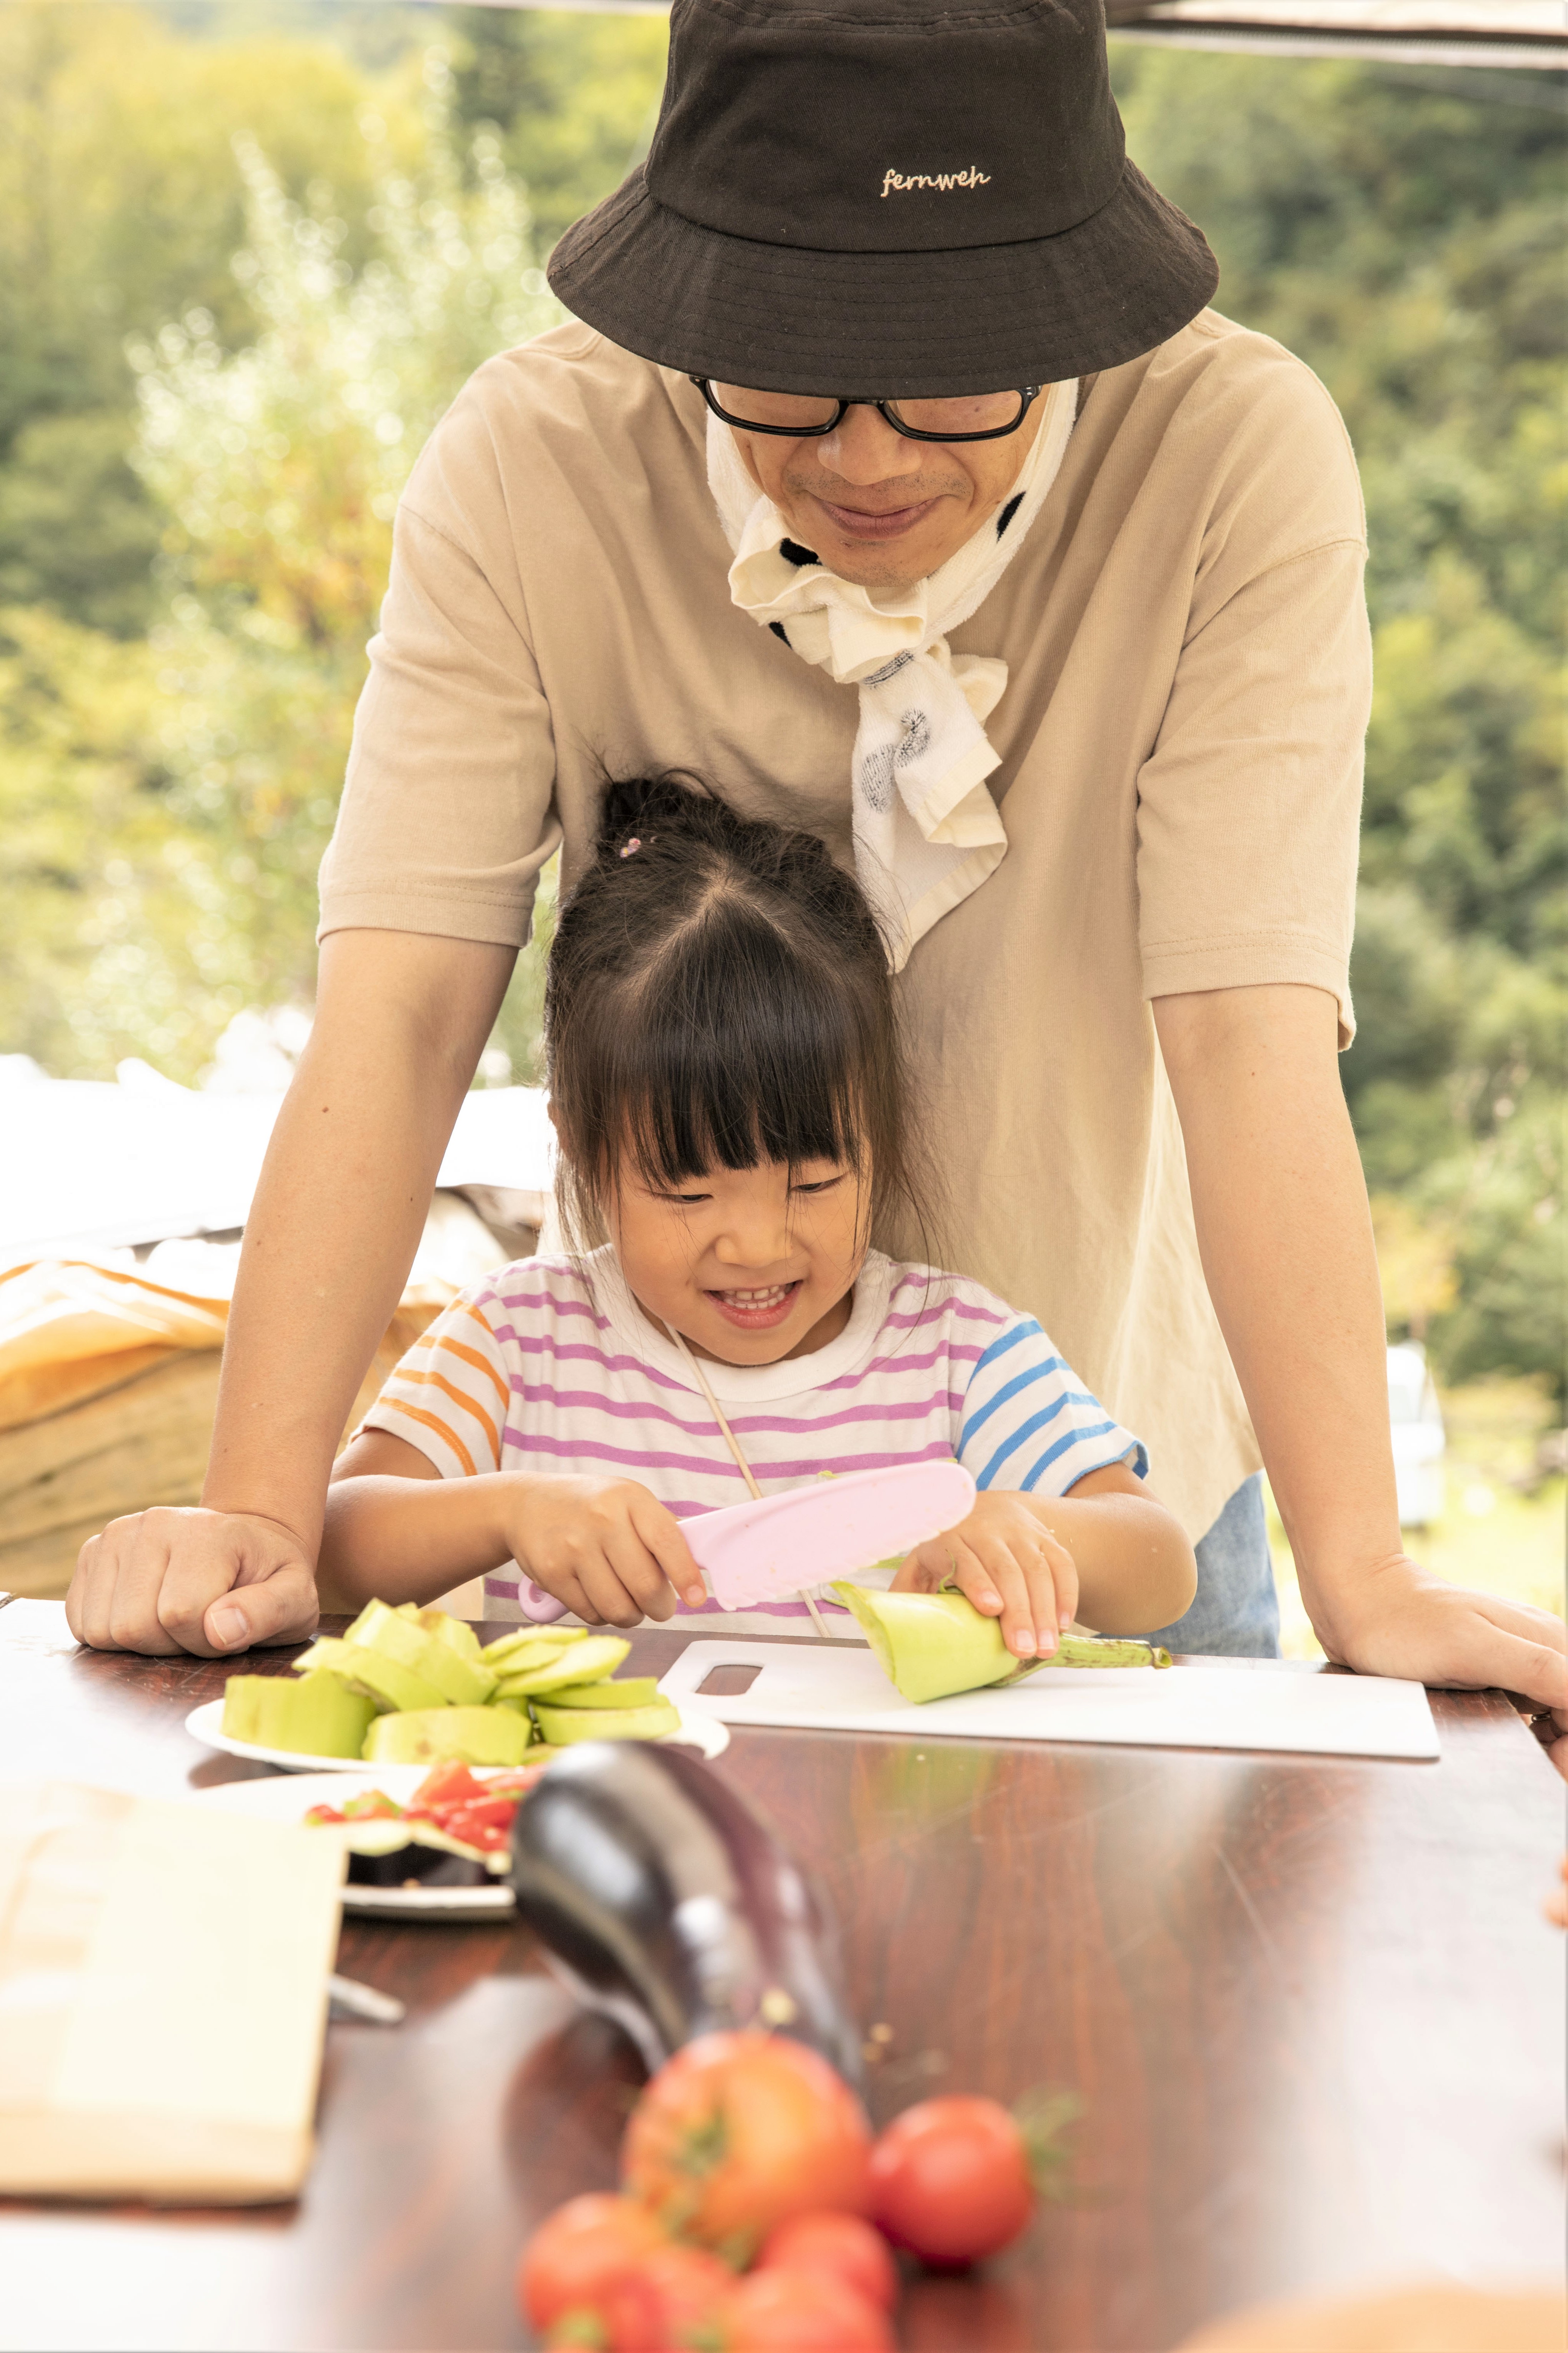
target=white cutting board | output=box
[657,1640,1440,1761]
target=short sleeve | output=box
[1135,346,1371,1047]
[360,1290,511,1478]
[317,373,563,947]
[956,1315,1148,1496]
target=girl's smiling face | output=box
[608,1153,869,1366]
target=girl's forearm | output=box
[1020,1492,1198,1633]
[317,1474,518,1612]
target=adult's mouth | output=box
[808,495,941,543]
[705,1280,803,1332]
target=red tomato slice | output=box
[302,1804,345,1826]
[622,2031,872,2256]
[516,2193,667,2331]
[718,2268,893,2350]
[439,1816,508,1853]
[757,2211,898,2311]
[869,2096,1034,2267]
[412,1761,487,1809]
[435,1794,516,1831]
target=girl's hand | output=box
[891,1491,1076,1660]
[503,1474,707,1628]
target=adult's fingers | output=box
[68,1523,175,1654]
[202,1562,320,1653]
[1433,1612,1568,1711]
[629,1494,708,1611]
[86,1513,187,1654]
[65,1507,319,1658]
[152,1514,314,1656]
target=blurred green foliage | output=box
[0,9,1560,1393]
[1114,49,1565,1394]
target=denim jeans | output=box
[1144,1472,1280,1658]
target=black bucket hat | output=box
[548,0,1218,399]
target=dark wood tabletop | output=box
[2,1601,1563,2353]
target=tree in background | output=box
[1113,50,1565,1397]
[2,35,560,1082]
[450,2,668,253]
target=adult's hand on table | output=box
[66,1506,320,1657]
[1315,1553,1567,1733]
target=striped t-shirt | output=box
[363,1247,1146,1634]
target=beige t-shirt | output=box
[320,310,1371,1540]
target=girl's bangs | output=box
[588,936,871,1194]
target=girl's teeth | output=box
[723,1284,791,1305]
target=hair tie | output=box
[618,836,643,859]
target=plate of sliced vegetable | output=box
[184,1599,728,1775]
[195,1763,538,1915]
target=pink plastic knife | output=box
[508,1460,978,1623]
[683,1459,978,1611]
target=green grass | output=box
[1268,1376,1566,1661]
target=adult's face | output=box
[730,397,1046,596]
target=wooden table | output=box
[2,1602,1563,2352]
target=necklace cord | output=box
[664,1322,835,1643]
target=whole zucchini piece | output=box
[508,1741,861,2085]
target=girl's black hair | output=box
[545,773,934,1252]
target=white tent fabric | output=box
[0,1056,555,1267]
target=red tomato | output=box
[516,2192,667,2330]
[438,1803,513,1851]
[412,1761,487,1809]
[440,1793,517,1831]
[869,2096,1033,2266]
[717,2269,893,2351]
[756,2212,897,2312]
[622,2033,873,2255]
[602,2243,733,2351]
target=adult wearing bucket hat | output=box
[69,1,1567,1734]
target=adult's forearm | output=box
[1155,984,1400,1646]
[201,930,515,1552]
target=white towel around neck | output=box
[707,379,1078,969]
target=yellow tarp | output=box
[0,1262,230,1434]
[0,1259,455,1436]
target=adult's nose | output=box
[811,404,923,489]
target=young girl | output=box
[319,777,1196,1658]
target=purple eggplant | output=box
[508,1741,862,2085]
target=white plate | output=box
[192,1769,519,1917]
[183,1694,730,1773]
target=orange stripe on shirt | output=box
[387,1397,478,1478]
[431,1331,510,1415]
[398,1363,501,1467]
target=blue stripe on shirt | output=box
[959,1352,1073,1452]
[971,1390,1077,1488]
[1015,1419,1135,1492]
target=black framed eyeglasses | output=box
[694,379,1041,445]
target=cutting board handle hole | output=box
[698,1664,762,1696]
